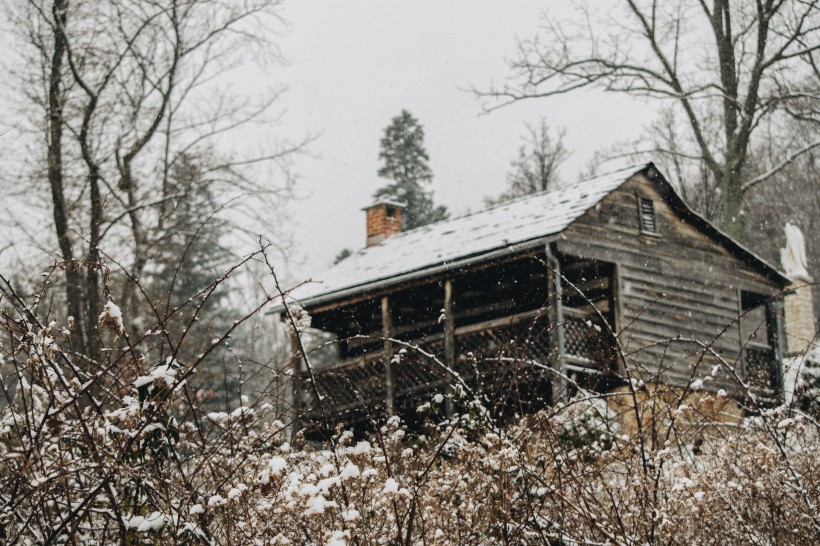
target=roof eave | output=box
[287,234,559,312]
[644,163,791,287]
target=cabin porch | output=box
[293,250,621,432]
[291,250,785,435]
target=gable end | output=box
[644,164,788,287]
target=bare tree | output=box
[477,0,820,240]
[744,117,820,314]
[485,118,570,206]
[5,0,302,358]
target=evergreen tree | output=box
[148,155,232,317]
[142,153,238,409]
[374,110,448,230]
[333,248,352,265]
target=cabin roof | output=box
[286,162,788,309]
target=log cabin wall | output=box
[292,165,787,434]
[557,172,783,397]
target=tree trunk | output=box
[123,165,147,337]
[721,169,745,241]
[86,167,103,361]
[48,0,86,349]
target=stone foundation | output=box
[606,383,743,447]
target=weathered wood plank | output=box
[382,296,394,417]
[444,279,455,416]
[560,173,783,396]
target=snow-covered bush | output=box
[1,268,819,544]
[790,343,820,418]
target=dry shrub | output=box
[1,275,819,545]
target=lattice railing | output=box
[303,308,616,423]
[457,317,553,418]
[744,346,779,398]
[564,314,596,359]
[306,352,386,415]
[458,320,543,360]
[563,311,615,372]
[394,336,449,398]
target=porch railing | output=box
[743,344,780,402]
[301,306,616,422]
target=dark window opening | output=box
[741,291,773,348]
[386,206,396,219]
[740,291,779,395]
[560,258,620,393]
[311,299,382,360]
[637,197,657,234]
[452,256,549,328]
[391,281,445,341]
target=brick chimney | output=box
[781,223,816,356]
[364,201,405,247]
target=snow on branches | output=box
[1,276,820,544]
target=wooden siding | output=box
[557,173,782,395]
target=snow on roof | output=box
[289,163,648,306]
[363,200,406,210]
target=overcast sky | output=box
[0,1,659,279]
[274,1,657,279]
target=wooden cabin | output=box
[284,163,790,432]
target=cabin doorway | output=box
[559,258,620,395]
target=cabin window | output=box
[386,206,396,219]
[637,197,657,234]
[740,291,772,348]
[740,290,780,395]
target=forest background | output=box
[0,1,818,542]
[0,0,815,418]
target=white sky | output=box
[273,1,657,279]
[0,0,659,280]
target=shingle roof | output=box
[288,163,649,307]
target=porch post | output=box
[545,244,568,403]
[444,279,456,416]
[382,296,395,417]
[772,297,786,394]
[289,327,303,441]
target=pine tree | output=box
[374,110,448,230]
[142,154,238,409]
[333,248,352,265]
[148,155,232,317]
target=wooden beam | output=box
[444,279,455,416]
[306,249,544,314]
[289,329,303,441]
[612,262,626,377]
[545,244,568,403]
[382,296,395,417]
